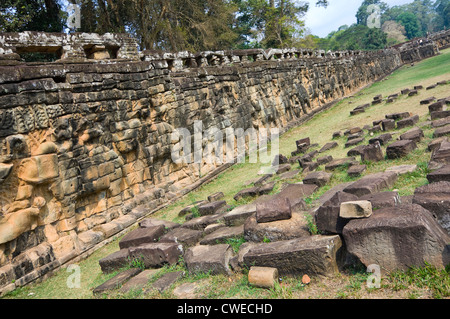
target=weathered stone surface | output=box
[347,164,366,177]
[340,201,372,219]
[256,197,292,223]
[360,191,400,209]
[273,183,317,211]
[17,154,59,184]
[413,181,450,233]
[343,204,450,272]
[184,244,233,275]
[427,165,450,183]
[317,155,333,165]
[178,201,208,217]
[345,137,364,148]
[99,249,130,273]
[303,171,332,187]
[244,212,310,242]
[248,266,278,289]
[93,268,141,294]
[399,127,424,143]
[430,140,450,165]
[319,142,338,153]
[208,192,224,202]
[397,115,419,129]
[420,96,436,105]
[347,145,366,157]
[386,140,417,159]
[242,235,342,277]
[432,116,450,128]
[181,214,224,230]
[119,269,159,293]
[431,110,450,120]
[119,225,165,250]
[151,271,184,293]
[315,191,358,234]
[197,200,227,216]
[159,227,203,247]
[343,172,398,197]
[128,242,183,268]
[200,225,244,245]
[361,141,384,162]
[325,157,357,171]
[222,204,256,226]
[368,133,392,146]
[433,125,450,138]
[429,101,445,113]
[234,187,259,201]
[381,119,395,131]
[386,165,417,175]
[139,218,180,231]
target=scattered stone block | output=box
[413,181,450,233]
[433,125,450,138]
[401,88,410,94]
[431,110,450,120]
[278,170,300,181]
[177,201,208,217]
[272,154,288,166]
[386,140,417,159]
[414,85,423,90]
[359,191,400,209]
[99,249,130,274]
[397,115,419,129]
[345,137,364,148]
[317,155,333,165]
[399,127,424,143]
[369,133,392,146]
[361,141,383,162]
[119,226,165,250]
[197,200,227,216]
[234,187,259,201]
[319,141,338,153]
[119,269,159,293]
[420,96,436,105]
[244,212,310,242]
[184,244,233,275]
[340,201,372,219]
[223,204,257,227]
[325,157,357,170]
[430,140,450,165]
[274,163,292,175]
[381,119,395,131]
[258,181,276,195]
[428,136,448,152]
[256,197,292,223]
[271,183,317,212]
[427,165,450,183]
[343,204,450,273]
[429,101,445,113]
[386,165,417,176]
[93,268,141,295]
[347,145,366,157]
[386,112,411,120]
[159,227,203,247]
[151,271,184,293]
[426,84,437,90]
[204,223,226,235]
[303,171,332,187]
[373,94,382,101]
[332,131,342,139]
[432,116,450,128]
[408,89,418,96]
[208,192,224,202]
[343,172,398,197]
[248,267,278,289]
[200,225,244,245]
[347,164,366,177]
[315,191,359,234]
[242,235,342,277]
[128,242,183,268]
[182,214,224,230]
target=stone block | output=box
[200,225,244,245]
[303,171,332,187]
[119,225,165,249]
[184,244,233,275]
[93,268,141,294]
[159,227,203,247]
[343,172,398,197]
[242,235,342,277]
[128,242,183,268]
[256,197,291,223]
[340,201,373,219]
[99,248,130,273]
[248,266,278,289]
[197,200,227,216]
[18,154,59,184]
[386,140,417,159]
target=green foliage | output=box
[304,213,319,235]
[225,236,246,253]
[396,11,422,39]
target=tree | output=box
[362,27,387,49]
[434,0,450,30]
[0,0,66,32]
[396,11,422,39]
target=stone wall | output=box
[0,30,443,293]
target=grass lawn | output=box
[3,48,450,300]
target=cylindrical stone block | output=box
[248,266,278,289]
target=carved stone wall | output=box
[0,30,445,293]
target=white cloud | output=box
[304,0,417,38]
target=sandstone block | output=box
[119,225,165,250]
[93,268,141,294]
[427,165,450,183]
[128,242,183,268]
[343,204,450,273]
[18,154,59,184]
[200,225,244,245]
[256,197,291,223]
[343,172,398,197]
[198,200,227,216]
[340,201,372,219]
[184,244,233,275]
[99,248,130,273]
[303,171,332,187]
[386,140,417,159]
[242,235,342,277]
[223,204,257,226]
[361,141,384,162]
[400,127,424,143]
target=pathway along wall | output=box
[0,30,445,293]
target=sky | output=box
[304,0,417,38]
